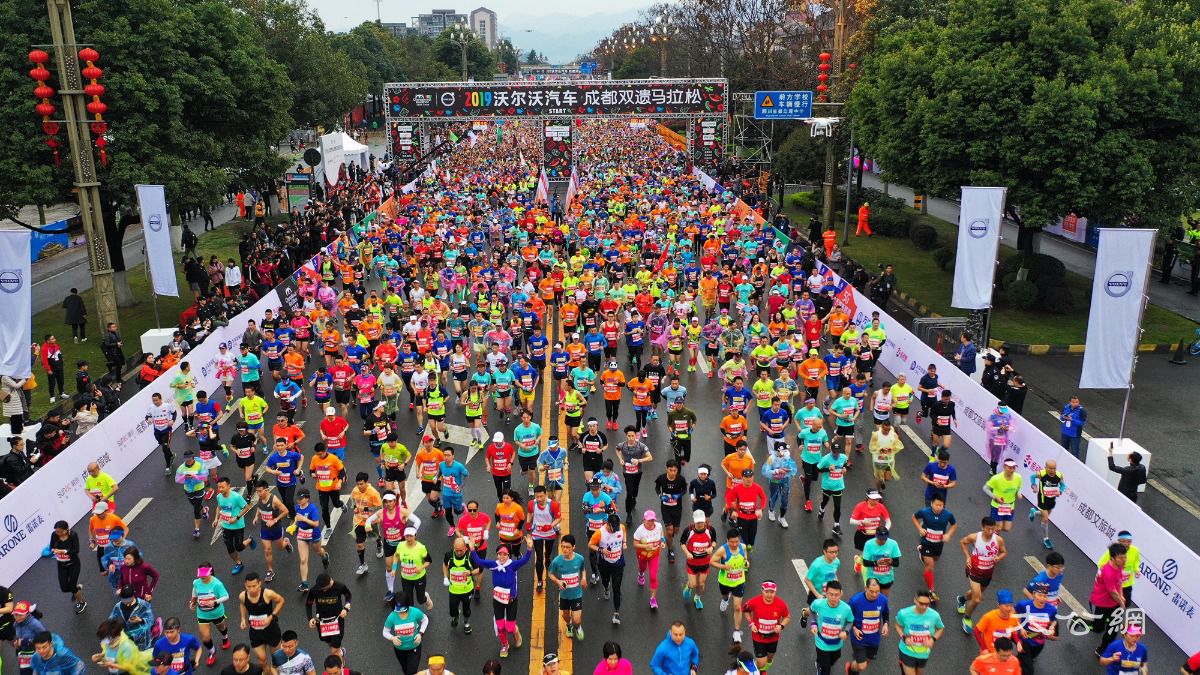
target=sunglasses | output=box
[467,508,478,513]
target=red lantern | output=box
[29,66,51,81]
[34,84,55,99]
[848,62,857,70]
[43,121,60,135]
[818,63,830,72]
[35,102,56,117]
[817,73,829,83]
[82,65,102,80]
[817,84,828,93]
[46,137,61,166]
[90,121,107,135]
[84,83,105,97]
[78,47,100,62]
[86,100,107,115]
[28,49,50,64]
[819,52,831,62]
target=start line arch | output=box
[384,78,729,178]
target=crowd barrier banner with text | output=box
[0,292,281,586]
[813,260,1200,653]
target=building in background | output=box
[415,8,468,37]
[470,6,498,49]
[381,22,415,38]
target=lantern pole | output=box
[44,0,119,332]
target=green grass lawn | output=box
[782,197,1197,346]
[29,219,255,420]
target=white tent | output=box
[317,132,370,186]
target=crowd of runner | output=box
[0,119,1170,675]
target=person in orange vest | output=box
[856,201,872,237]
[236,191,246,220]
[822,225,838,258]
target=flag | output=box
[951,187,1006,309]
[535,169,549,204]
[468,131,477,147]
[449,131,459,143]
[1080,229,1156,388]
[565,165,579,209]
[815,260,857,318]
[0,230,32,377]
[136,184,179,297]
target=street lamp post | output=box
[649,12,672,77]
[447,23,471,82]
[44,0,119,330]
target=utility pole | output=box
[45,0,119,330]
[820,0,849,234]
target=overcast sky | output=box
[311,0,653,34]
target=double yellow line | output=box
[529,308,572,671]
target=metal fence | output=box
[911,317,969,355]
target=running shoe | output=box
[321,552,330,569]
[732,630,742,643]
[376,542,384,558]
[464,622,472,634]
[206,652,216,667]
[767,510,776,522]
[805,500,813,512]
[447,526,457,537]
[74,601,87,614]
[265,570,275,582]
[247,537,257,551]
[221,637,231,649]
[355,564,368,575]
[565,624,574,638]
[451,615,459,628]
[499,645,509,659]
[693,594,704,610]
[800,607,810,628]
[779,516,789,529]
[297,581,309,592]
[682,585,692,600]
[832,523,843,536]
[1043,538,1054,550]
[720,597,729,612]
[638,573,646,587]
[575,625,584,641]
[602,587,610,600]
[231,563,243,575]
[192,528,200,540]
[650,597,658,610]
[957,595,967,614]
[667,551,676,564]
[612,612,621,625]
[384,591,394,603]
[204,488,215,501]
[962,617,973,634]
[1028,507,1037,523]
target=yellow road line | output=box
[529,313,559,671]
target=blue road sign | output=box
[754,91,813,120]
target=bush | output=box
[933,247,955,270]
[997,253,1025,280]
[1040,285,1075,315]
[870,208,913,238]
[1000,271,1019,291]
[789,191,819,210]
[838,187,908,212]
[1005,279,1040,310]
[910,223,939,250]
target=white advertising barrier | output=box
[826,267,1200,654]
[0,291,281,586]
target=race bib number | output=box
[996,503,1013,517]
[297,527,315,541]
[498,521,517,538]
[861,617,881,634]
[450,570,470,584]
[197,594,216,610]
[562,572,580,588]
[319,617,340,637]
[924,529,943,543]
[829,468,844,481]
[1043,485,1060,498]
[249,614,271,630]
[624,461,640,474]
[547,467,563,482]
[492,586,511,604]
[873,558,892,575]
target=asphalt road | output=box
[6,314,1190,675]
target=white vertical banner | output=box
[0,230,32,377]
[135,184,178,298]
[1080,228,1156,388]
[951,186,1007,309]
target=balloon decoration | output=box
[28,49,61,166]
[79,47,108,166]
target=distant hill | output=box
[502,8,640,64]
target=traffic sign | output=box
[754,90,813,120]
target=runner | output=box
[441,537,479,634]
[238,572,284,675]
[614,425,652,526]
[47,520,87,614]
[547,534,589,642]
[817,442,849,537]
[588,514,628,626]
[189,562,232,667]
[146,392,178,475]
[512,411,543,497]
[680,509,718,611]
[349,472,383,574]
[485,432,517,501]
[894,591,945,675]
[470,534,534,659]
[437,446,469,537]
[847,578,890,674]
[304,574,351,660]
[746,580,791,672]
[526,485,562,592]
[289,490,328,592]
[725,469,767,551]
[393,527,434,612]
[251,481,292,583]
[958,517,1008,634]
[911,494,957,602]
[537,436,568,503]
[711,527,750,643]
[383,596,429,675]
[212,477,258,575]
[1028,460,1065,550]
[984,459,1022,532]
[174,452,210,540]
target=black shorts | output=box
[931,425,951,437]
[558,597,583,612]
[384,467,406,482]
[752,639,779,658]
[835,425,856,438]
[316,619,343,647]
[898,651,928,669]
[518,455,538,472]
[565,414,582,429]
[967,570,993,589]
[354,525,368,544]
[919,543,944,559]
[853,531,871,552]
[153,429,171,445]
[222,527,246,553]
[719,582,745,598]
[582,453,603,473]
[687,563,710,576]
[661,506,682,528]
[57,562,81,593]
[249,623,281,649]
[383,540,400,558]
[1037,497,1057,512]
[335,390,351,404]
[894,407,910,417]
[852,644,879,663]
[197,612,227,625]
[421,480,440,495]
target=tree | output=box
[774,126,830,185]
[613,45,658,80]
[525,49,540,65]
[78,0,292,303]
[433,29,496,80]
[848,0,1200,252]
[229,0,367,129]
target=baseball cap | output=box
[741,469,754,477]
[403,527,417,537]
[693,509,707,523]
[382,493,397,501]
[996,589,1014,605]
[12,600,32,615]
[866,489,882,500]
[197,565,213,578]
[1117,530,1133,541]
[809,348,818,355]
[296,489,311,499]
[643,509,657,521]
[423,435,435,443]
[875,526,889,538]
[325,406,336,415]
[543,654,560,666]
[493,431,505,443]
[92,502,109,514]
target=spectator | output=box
[1058,396,1088,459]
[62,288,88,343]
[200,205,214,231]
[36,408,70,464]
[980,353,1005,399]
[1002,375,1027,414]
[224,258,243,295]
[0,436,35,486]
[953,332,977,376]
[1107,443,1147,504]
[2,374,27,433]
[100,322,126,381]
[40,335,67,403]
[137,355,161,390]
[181,225,198,256]
[870,264,895,306]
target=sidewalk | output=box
[860,174,1200,323]
[29,202,241,313]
